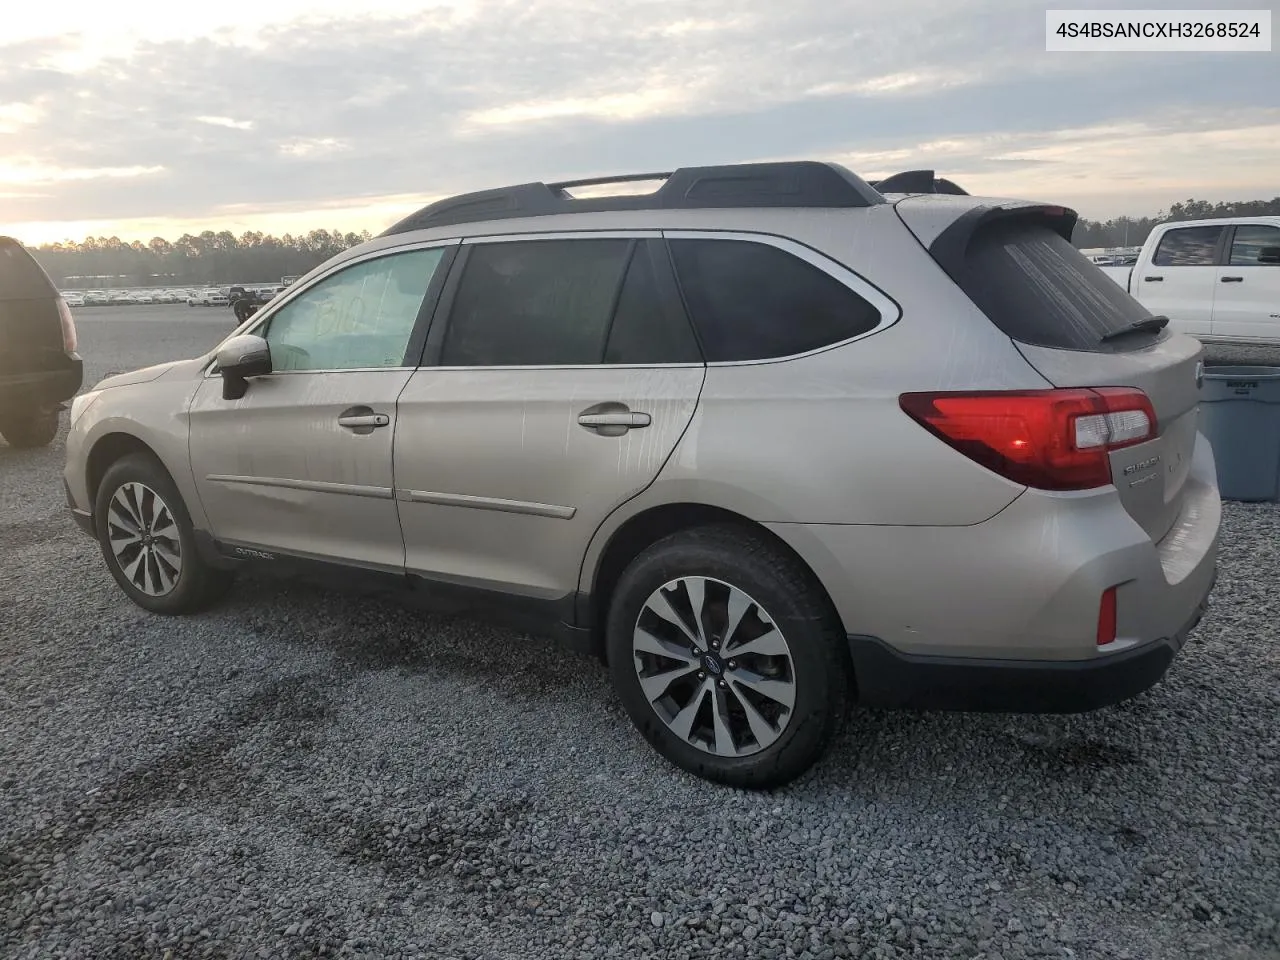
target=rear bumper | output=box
[0,359,83,410]
[847,571,1213,712]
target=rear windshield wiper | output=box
[1100,314,1169,343]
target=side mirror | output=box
[216,334,271,400]
[1257,246,1280,265]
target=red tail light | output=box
[898,388,1156,491]
[56,297,78,353]
[1097,586,1118,646]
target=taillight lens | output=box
[56,297,78,353]
[898,388,1156,491]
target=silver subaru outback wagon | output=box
[64,162,1219,788]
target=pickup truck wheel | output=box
[94,453,233,614]
[0,407,60,448]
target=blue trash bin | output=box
[1199,365,1280,502]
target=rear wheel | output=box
[94,453,232,614]
[606,525,850,788]
[0,407,60,448]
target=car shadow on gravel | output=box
[221,575,609,705]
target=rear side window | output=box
[0,240,57,301]
[1153,226,1224,266]
[441,238,700,366]
[1229,224,1280,265]
[668,238,881,362]
[955,219,1153,352]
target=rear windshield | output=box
[0,240,57,301]
[955,219,1154,351]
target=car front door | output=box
[1213,223,1280,342]
[393,234,705,615]
[1137,224,1225,338]
[187,242,455,570]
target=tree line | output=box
[1073,197,1280,248]
[30,229,373,289]
[24,195,1280,287]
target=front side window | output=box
[264,247,445,371]
[1152,226,1224,266]
[1229,225,1280,266]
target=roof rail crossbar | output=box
[380,161,885,235]
[871,170,969,196]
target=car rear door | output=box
[187,242,455,570]
[1135,224,1225,338]
[393,234,704,611]
[1212,223,1280,342]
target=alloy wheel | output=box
[106,482,183,596]
[632,576,796,758]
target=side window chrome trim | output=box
[203,237,461,376]
[661,228,903,367]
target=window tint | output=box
[956,219,1154,352]
[1229,225,1280,265]
[668,239,881,362]
[604,245,702,365]
[264,247,443,371]
[441,239,631,366]
[1153,226,1224,266]
[0,240,57,301]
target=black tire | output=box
[94,452,233,614]
[606,524,850,789]
[0,408,60,448]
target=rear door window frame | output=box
[1151,224,1230,267]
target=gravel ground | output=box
[1,308,1278,960]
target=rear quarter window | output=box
[668,238,882,362]
[0,240,58,301]
[955,219,1155,352]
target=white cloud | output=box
[196,116,255,130]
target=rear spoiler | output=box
[923,202,1080,285]
[870,170,969,196]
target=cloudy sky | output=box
[1,0,1276,245]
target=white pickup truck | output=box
[1099,216,1280,344]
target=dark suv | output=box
[0,237,82,448]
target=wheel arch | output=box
[86,431,168,509]
[582,501,847,660]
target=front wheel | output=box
[606,525,851,789]
[94,453,232,614]
[0,407,60,448]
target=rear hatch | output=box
[0,237,66,376]
[896,198,1202,545]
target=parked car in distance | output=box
[1099,216,1280,344]
[84,291,109,305]
[63,292,86,307]
[1,237,83,447]
[62,161,1220,787]
[188,289,230,307]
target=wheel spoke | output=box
[727,627,788,658]
[110,492,142,534]
[122,549,147,589]
[730,669,796,710]
[108,521,141,547]
[683,577,710,647]
[633,626,697,664]
[638,663,700,703]
[721,587,753,652]
[668,681,708,741]
[731,682,782,748]
[710,685,739,757]
[643,589,700,647]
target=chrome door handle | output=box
[578,412,651,429]
[338,413,390,429]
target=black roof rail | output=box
[870,170,969,196]
[380,161,885,235]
